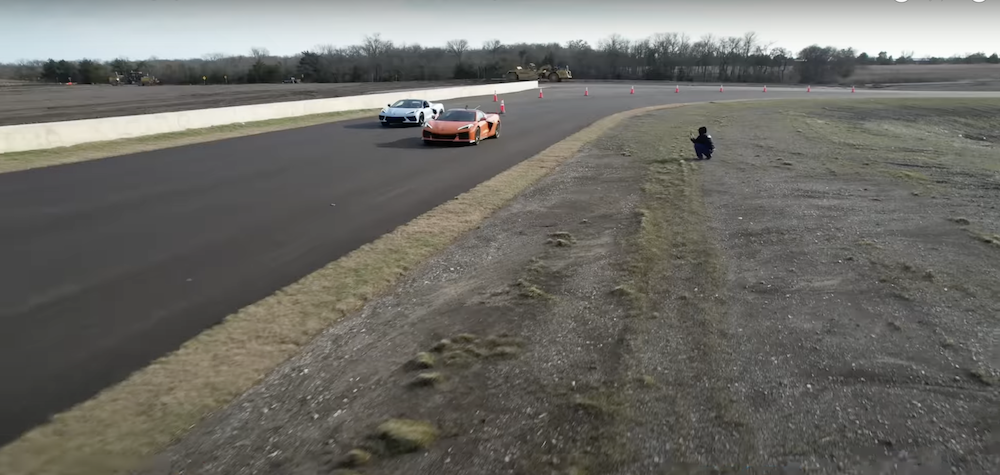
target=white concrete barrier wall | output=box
[0,81,539,154]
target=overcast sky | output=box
[1,0,997,63]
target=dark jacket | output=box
[690,133,714,150]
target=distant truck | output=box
[505,63,572,82]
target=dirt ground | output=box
[0,80,485,126]
[132,98,1000,474]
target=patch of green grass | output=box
[969,368,998,386]
[453,333,478,344]
[427,332,524,368]
[408,372,445,387]
[545,231,575,247]
[375,419,439,454]
[340,448,372,467]
[410,352,435,370]
[515,278,550,299]
[0,108,380,175]
[609,285,635,297]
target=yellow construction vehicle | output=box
[505,63,572,82]
[108,70,160,86]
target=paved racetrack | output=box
[1,83,998,446]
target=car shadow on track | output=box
[377,138,474,149]
[377,137,431,149]
[343,122,407,130]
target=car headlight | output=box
[457,124,472,130]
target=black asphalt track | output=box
[1,83,995,445]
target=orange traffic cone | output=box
[630,86,635,94]
[493,91,497,102]
[851,85,856,93]
[719,85,724,92]
[763,85,768,92]
[539,88,543,99]
[584,87,589,96]
[675,85,679,93]
[500,100,505,114]
[807,85,811,93]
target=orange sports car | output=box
[421,108,501,145]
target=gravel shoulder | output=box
[137,98,1000,474]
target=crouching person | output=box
[690,126,714,160]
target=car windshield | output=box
[390,100,423,108]
[438,110,477,122]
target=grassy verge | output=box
[0,102,699,475]
[0,108,380,174]
[614,109,755,465]
[721,97,1000,175]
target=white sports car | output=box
[378,99,444,126]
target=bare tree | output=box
[599,33,630,77]
[446,39,470,64]
[361,34,393,81]
[250,47,269,60]
[361,34,392,58]
[482,39,503,60]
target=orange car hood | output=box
[424,120,475,134]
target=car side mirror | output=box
[387,103,391,107]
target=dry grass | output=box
[374,419,439,454]
[0,108,380,174]
[848,64,1000,84]
[409,352,436,370]
[408,372,445,387]
[607,107,757,462]
[0,99,706,475]
[340,448,372,467]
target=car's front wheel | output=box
[473,128,481,145]
[493,122,501,139]
[419,113,424,125]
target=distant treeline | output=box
[1,32,998,86]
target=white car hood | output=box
[383,107,419,116]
